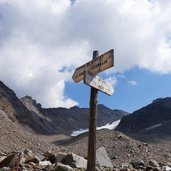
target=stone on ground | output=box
[62,153,87,169]
[96,146,113,169]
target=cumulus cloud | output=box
[0,0,171,107]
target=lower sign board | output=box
[84,72,114,96]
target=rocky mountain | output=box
[116,97,171,134]
[0,81,30,122]
[0,80,127,135]
[2,80,171,171]
[21,96,128,134]
[0,81,55,134]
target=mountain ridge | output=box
[116,97,171,135]
[0,80,128,135]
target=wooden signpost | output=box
[72,49,114,171]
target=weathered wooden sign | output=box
[72,49,114,83]
[84,72,114,96]
[72,49,114,171]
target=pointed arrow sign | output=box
[72,49,114,83]
[84,71,114,96]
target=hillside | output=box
[0,81,55,134]
[55,129,171,166]
[116,97,171,135]
[0,80,127,135]
[43,104,127,133]
[0,104,57,153]
[1,80,171,170]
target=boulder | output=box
[0,156,7,163]
[55,162,74,171]
[25,156,39,164]
[162,166,171,171]
[24,149,39,164]
[35,152,44,161]
[56,152,67,163]
[62,153,87,169]
[0,153,20,168]
[43,151,56,164]
[39,160,52,167]
[96,146,113,168]
[131,158,145,169]
[149,159,159,168]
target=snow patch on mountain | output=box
[71,120,120,137]
[142,124,162,131]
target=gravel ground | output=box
[1,108,171,167]
[53,129,171,166]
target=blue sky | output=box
[0,0,171,112]
[66,67,171,112]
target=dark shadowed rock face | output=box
[0,81,57,134]
[116,97,171,134]
[0,81,31,122]
[43,104,128,133]
[0,80,128,135]
[20,96,128,134]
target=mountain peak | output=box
[20,96,42,109]
[116,96,171,133]
[152,97,171,106]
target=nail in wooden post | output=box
[87,50,99,171]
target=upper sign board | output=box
[72,49,114,83]
[84,72,114,96]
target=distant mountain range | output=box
[0,80,128,135]
[2,79,171,137]
[116,97,171,135]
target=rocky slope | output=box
[21,96,128,134]
[0,81,30,123]
[0,108,57,154]
[1,80,171,170]
[0,80,127,135]
[55,129,171,166]
[43,104,127,133]
[1,131,171,171]
[0,81,55,134]
[116,97,171,134]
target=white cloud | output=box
[0,0,171,107]
[128,80,137,86]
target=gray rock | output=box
[43,151,56,164]
[121,163,129,169]
[56,152,67,163]
[35,152,44,161]
[131,158,145,169]
[39,160,52,166]
[96,146,113,168]
[62,153,87,169]
[0,156,7,163]
[162,166,171,171]
[55,162,74,171]
[24,149,34,158]
[25,155,39,164]
[0,153,20,168]
[24,149,39,164]
[149,159,159,168]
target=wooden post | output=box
[87,50,99,171]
